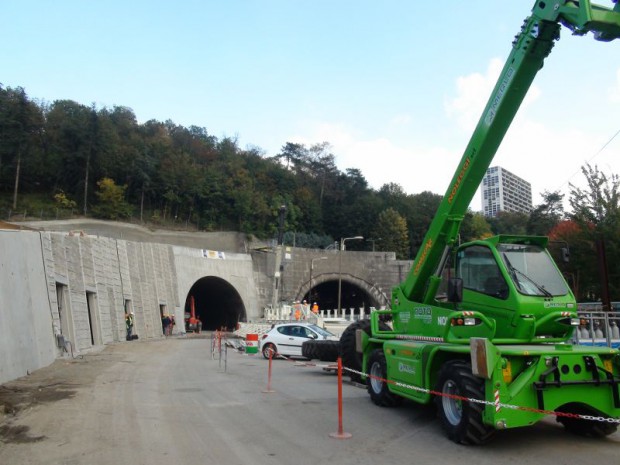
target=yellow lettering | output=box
[414,239,433,275]
[448,157,471,203]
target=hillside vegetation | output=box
[1,85,619,301]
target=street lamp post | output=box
[271,205,287,310]
[337,236,363,316]
[309,256,327,304]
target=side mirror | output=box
[447,278,463,303]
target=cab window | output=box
[458,245,508,299]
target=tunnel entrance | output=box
[185,276,246,331]
[302,279,379,315]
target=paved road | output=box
[0,337,618,465]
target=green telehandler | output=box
[350,0,620,444]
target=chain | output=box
[343,367,620,424]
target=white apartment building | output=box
[481,166,532,217]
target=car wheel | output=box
[262,343,277,359]
[435,360,495,445]
[367,348,402,407]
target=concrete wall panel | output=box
[0,231,56,384]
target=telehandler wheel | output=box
[435,360,495,445]
[340,319,390,383]
[556,404,618,438]
[367,349,403,407]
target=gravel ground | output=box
[1,337,619,465]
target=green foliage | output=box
[486,211,529,235]
[91,177,132,220]
[0,85,45,207]
[282,231,334,249]
[527,190,565,235]
[2,85,619,302]
[568,164,620,301]
[460,211,492,241]
[373,208,410,259]
[53,191,77,209]
[548,220,593,301]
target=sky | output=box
[2,1,620,212]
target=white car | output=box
[259,323,338,359]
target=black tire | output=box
[301,340,317,360]
[340,319,391,382]
[367,349,403,407]
[302,340,340,362]
[262,343,277,359]
[556,404,619,438]
[316,340,340,362]
[435,360,495,445]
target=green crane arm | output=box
[399,0,620,305]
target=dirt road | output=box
[1,337,619,465]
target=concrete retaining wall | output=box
[0,229,263,385]
[0,230,180,384]
[0,223,407,385]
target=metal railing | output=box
[572,309,620,349]
[263,304,376,323]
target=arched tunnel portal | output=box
[185,276,247,331]
[299,275,388,315]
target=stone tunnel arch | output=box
[296,273,389,314]
[185,276,247,331]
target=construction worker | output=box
[125,312,134,341]
[311,302,319,314]
[162,314,171,336]
[294,301,302,320]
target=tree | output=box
[569,164,620,228]
[0,86,44,208]
[487,211,529,235]
[569,164,620,300]
[460,211,492,242]
[91,177,132,219]
[44,100,96,211]
[373,208,410,259]
[527,190,565,236]
[307,142,338,208]
[405,191,442,255]
[548,220,592,300]
[273,142,306,172]
[53,190,77,210]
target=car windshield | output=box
[498,243,569,297]
[307,324,335,337]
